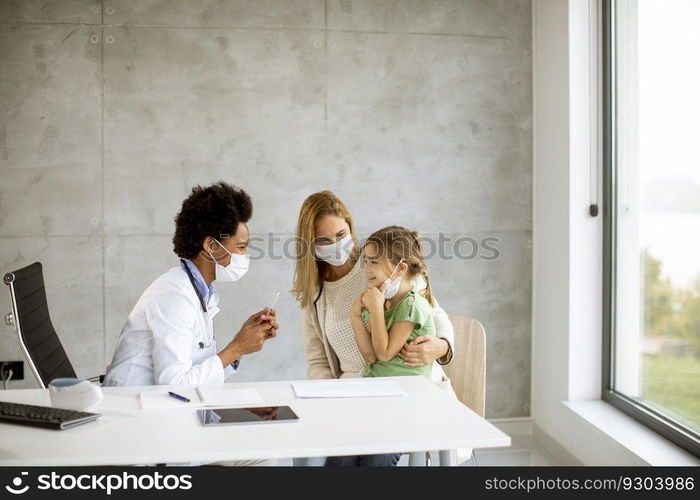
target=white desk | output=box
[0,376,510,466]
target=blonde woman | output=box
[292,191,454,385]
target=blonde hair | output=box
[292,191,359,308]
[365,225,435,306]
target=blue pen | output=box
[168,391,191,403]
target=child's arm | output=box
[351,294,377,364]
[367,306,415,363]
[363,287,415,362]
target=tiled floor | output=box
[277,434,566,466]
[467,435,563,466]
[392,435,563,466]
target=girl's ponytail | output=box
[408,230,435,306]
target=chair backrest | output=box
[3,262,77,388]
[442,315,486,417]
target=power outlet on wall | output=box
[0,361,24,381]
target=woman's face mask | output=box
[209,238,249,282]
[315,234,354,267]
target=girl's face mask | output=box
[382,258,405,299]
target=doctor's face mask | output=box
[209,238,249,282]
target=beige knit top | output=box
[320,257,368,378]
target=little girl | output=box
[352,225,437,379]
[325,226,436,468]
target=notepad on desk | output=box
[195,387,264,407]
[139,387,264,410]
[139,389,202,410]
[292,380,405,399]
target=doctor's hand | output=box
[218,310,278,366]
[243,308,280,336]
[259,307,279,339]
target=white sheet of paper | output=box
[139,389,203,410]
[195,387,264,407]
[292,380,406,399]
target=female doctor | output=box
[103,182,278,387]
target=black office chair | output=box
[3,262,103,388]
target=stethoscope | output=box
[181,259,213,350]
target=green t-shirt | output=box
[361,288,436,378]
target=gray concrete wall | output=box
[0,0,531,418]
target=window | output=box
[603,0,700,457]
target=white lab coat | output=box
[103,265,235,387]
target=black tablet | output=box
[197,406,300,426]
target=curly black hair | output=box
[172,182,253,259]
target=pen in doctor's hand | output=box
[168,391,191,403]
[263,291,280,317]
[260,292,280,338]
